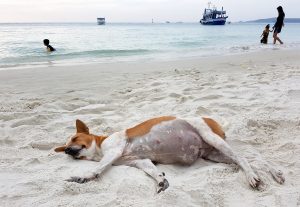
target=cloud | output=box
[0,0,299,22]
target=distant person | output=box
[43,39,56,52]
[260,24,273,44]
[273,6,285,44]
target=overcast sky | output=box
[0,0,299,23]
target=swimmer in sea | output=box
[43,39,56,52]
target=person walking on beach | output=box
[273,6,285,44]
[43,39,56,52]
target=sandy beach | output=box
[0,49,300,207]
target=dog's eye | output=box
[81,145,86,149]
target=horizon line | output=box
[1,17,300,24]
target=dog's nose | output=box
[65,147,71,154]
[64,147,80,156]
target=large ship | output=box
[200,3,228,25]
[97,18,106,25]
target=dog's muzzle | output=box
[65,147,81,157]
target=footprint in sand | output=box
[73,104,118,115]
[182,87,204,95]
[24,102,42,110]
[182,88,193,95]
[22,158,42,166]
[29,141,58,151]
[201,82,213,87]
[0,138,16,146]
[178,96,187,103]
[169,93,181,98]
[223,84,236,89]
[246,119,279,132]
[288,90,300,102]
[196,106,212,115]
[151,82,163,86]
[201,95,223,100]
[150,96,165,102]
[11,114,56,128]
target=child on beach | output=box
[260,24,273,44]
[43,39,56,52]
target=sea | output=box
[1,22,300,69]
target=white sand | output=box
[0,49,300,207]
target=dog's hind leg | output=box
[186,118,261,189]
[123,159,169,193]
[206,147,285,184]
[255,154,285,184]
[204,149,234,164]
[267,164,285,184]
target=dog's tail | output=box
[202,115,231,132]
[195,108,230,131]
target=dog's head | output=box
[54,120,107,160]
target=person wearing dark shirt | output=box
[273,6,285,44]
[43,39,56,52]
[260,24,273,44]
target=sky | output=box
[0,0,299,23]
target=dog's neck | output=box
[94,135,108,148]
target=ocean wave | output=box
[230,45,251,51]
[170,41,207,47]
[58,49,152,58]
[228,41,300,53]
[0,49,153,67]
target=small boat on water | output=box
[97,18,105,25]
[200,3,228,25]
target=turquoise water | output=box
[1,23,300,69]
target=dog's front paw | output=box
[157,178,169,193]
[66,176,91,184]
[247,172,261,189]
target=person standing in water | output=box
[43,39,56,52]
[273,6,285,44]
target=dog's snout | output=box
[64,147,71,154]
[64,147,80,156]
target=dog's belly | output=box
[122,119,212,165]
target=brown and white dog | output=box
[55,116,285,193]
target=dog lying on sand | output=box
[55,116,285,193]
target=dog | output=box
[54,116,285,193]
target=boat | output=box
[200,2,228,25]
[97,18,105,25]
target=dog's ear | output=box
[54,146,66,152]
[76,119,89,134]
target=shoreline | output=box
[1,47,300,74]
